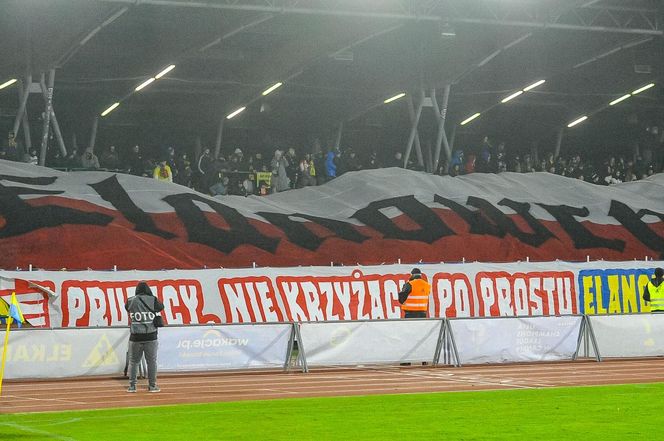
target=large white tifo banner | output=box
[2,163,662,270]
[0,259,661,328]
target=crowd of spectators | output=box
[440,137,662,185]
[1,133,662,197]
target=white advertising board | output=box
[588,314,664,358]
[299,319,442,366]
[449,316,582,365]
[157,323,292,371]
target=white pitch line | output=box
[2,395,86,405]
[260,388,297,394]
[376,368,548,389]
[39,418,83,427]
[0,422,77,441]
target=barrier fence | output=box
[1,314,663,379]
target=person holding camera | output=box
[125,281,164,393]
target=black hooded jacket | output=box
[125,282,165,342]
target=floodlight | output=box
[567,116,587,128]
[609,94,631,106]
[135,78,155,91]
[226,106,246,119]
[440,23,456,37]
[101,102,120,117]
[632,83,655,95]
[523,79,546,92]
[383,93,406,104]
[0,79,17,90]
[501,90,523,103]
[262,82,283,96]
[460,112,481,125]
[155,65,175,79]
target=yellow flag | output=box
[9,293,24,326]
[0,297,9,318]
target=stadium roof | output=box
[1,0,663,154]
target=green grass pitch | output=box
[1,383,663,440]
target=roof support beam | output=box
[333,121,343,152]
[39,70,55,166]
[98,0,441,21]
[214,117,224,159]
[198,14,274,53]
[15,77,32,154]
[12,76,31,138]
[38,76,67,157]
[449,17,663,36]
[404,90,425,169]
[89,117,99,153]
[430,86,452,174]
[55,6,129,68]
[406,95,424,169]
[94,0,664,38]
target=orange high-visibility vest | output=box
[402,278,430,312]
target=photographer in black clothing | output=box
[125,281,164,393]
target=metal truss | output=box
[439,0,663,36]
[100,0,441,21]
[99,0,663,35]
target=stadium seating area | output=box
[1,134,661,197]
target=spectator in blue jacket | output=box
[325,150,337,179]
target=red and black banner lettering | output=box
[1,162,663,270]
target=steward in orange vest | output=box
[398,268,431,318]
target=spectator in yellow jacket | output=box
[153,160,173,183]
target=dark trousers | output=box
[404,311,427,318]
[128,340,158,388]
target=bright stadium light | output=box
[155,64,175,79]
[609,94,631,106]
[501,90,523,103]
[523,79,546,91]
[226,106,246,119]
[631,83,655,95]
[262,82,283,96]
[567,115,588,128]
[383,92,406,104]
[101,102,120,117]
[0,78,17,90]
[460,112,481,125]
[135,77,155,91]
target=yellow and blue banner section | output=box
[578,268,655,314]
[0,296,8,322]
[0,293,25,327]
[0,292,25,395]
